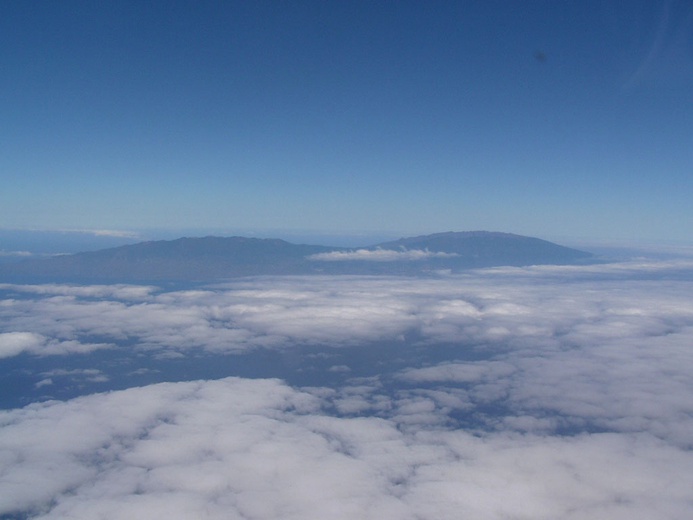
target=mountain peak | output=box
[375,231,590,263]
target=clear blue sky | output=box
[2,0,692,243]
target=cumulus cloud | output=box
[308,248,458,261]
[398,361,516,384]
[1,377,692,519]
[0,332,44,358]
[3,261,693,517]
[2,262,693,361]
[0,330,111,358]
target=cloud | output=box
[3,261,693,361]
[398,361,516,384]
[0,250,33,257]
[0,331,112,358]
[1,377,692,519]
[0,283,156,300]
[57,228,142,239]
[41,368,110,383]
[3,260,693,517]
[0,332,44,358]
[308,248,458,261]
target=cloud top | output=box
[3,260,693,517]
[1,377,692,519]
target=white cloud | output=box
[0,250,33,257]
[0,332,44,358]
[397,361,516,384]
[0,330,111,358]
[3,261,693,517]
[2,262,693,365]
[58,228,142,239]
[1,377,692,519]
[308,248,458,261]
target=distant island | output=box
[0,231,593,283]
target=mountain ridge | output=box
[0,231,593,282]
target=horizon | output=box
[4,226,693,261]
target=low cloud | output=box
[2,261,693,517]
[41,368,110,383]
[308,248,458,261]
[1,377,692,519]
[0,332,44,358]
[0,250,33,257]
[58,228,142,239]
[0,331,112,358]
[0,283,156,300]
[3,262,693,358]
[398,361,516,384]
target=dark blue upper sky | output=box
[2,0,692,243]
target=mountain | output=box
[0,237,341,282]
[375,231,592,268]
[0,232,593,282]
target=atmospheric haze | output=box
[2,258,693,519]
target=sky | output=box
[2,0,693,244]
[3,261,693,518]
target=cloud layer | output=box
[2,260,693,518]
[3,262,693,357]
[2,377,692,520]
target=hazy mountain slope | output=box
[0,237,341,282]
[374,231,592,268]
[0,232,593,282]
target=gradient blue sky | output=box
[2,0,692,244]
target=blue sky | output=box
[2,0,692,244]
